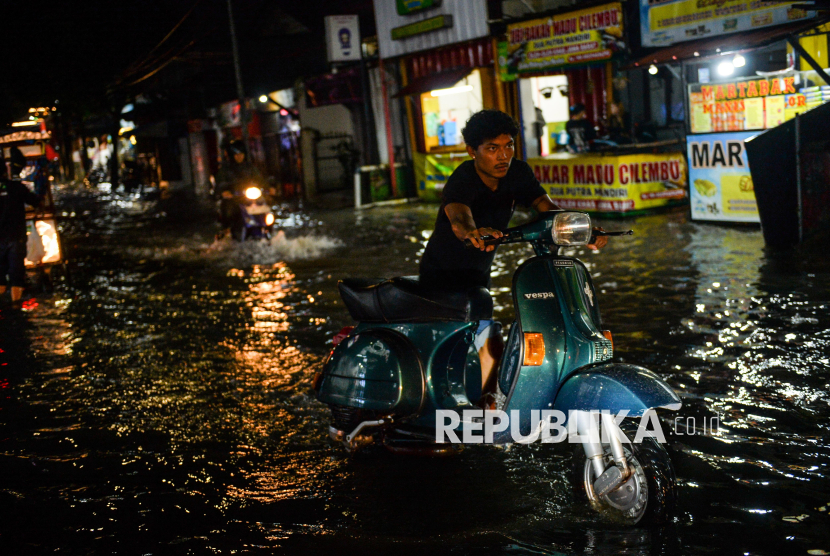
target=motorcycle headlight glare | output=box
[551,212,592,245]
[245,187,262,200]
[265,213,275,226]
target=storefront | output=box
[397,40,498,201]
[502,3,688,213]
[686,72,829,222]
[631,5,829,222]
[372,0,495,201]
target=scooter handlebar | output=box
[592,229,633,237]
[463,235,503,249]
[463,228,524,249]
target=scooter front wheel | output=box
[572,421,676,526]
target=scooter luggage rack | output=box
[330,418,392,452]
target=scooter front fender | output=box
[553,363,681,417]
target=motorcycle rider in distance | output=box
[419,109,607,407]
[215,140,271,240]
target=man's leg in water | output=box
[8,240,27,302]
[0,240,26,303]
[475,321,504,407]
[419,266,503,404]
[0,241,9,300]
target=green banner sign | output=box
[396,0,441,16]
[391,14,453,40]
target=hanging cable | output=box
[114,0,203,85]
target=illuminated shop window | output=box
[420,70,483,150]
[521,75,571,157]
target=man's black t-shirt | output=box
[0,179,41,242]
[419,159,546,289]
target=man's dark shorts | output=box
[0,239,27,288]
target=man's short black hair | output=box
[461,109,520,150]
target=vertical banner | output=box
[325,15,361,63]
[687,131,760,222]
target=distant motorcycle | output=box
[221,184,275,241]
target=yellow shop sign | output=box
[528,153,687,212]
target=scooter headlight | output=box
[244,186,262,200]
[265,213,275,226]
[551,212,592,245]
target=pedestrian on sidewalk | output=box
[0,148,42,306]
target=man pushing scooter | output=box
[317,110,681,525]
[419,110,607,406]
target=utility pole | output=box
[226,0,250,164]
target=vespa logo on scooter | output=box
[525,292,555,300]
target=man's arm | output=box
[444,202,503,252]
[529,194,607,250]
[531,194,563,212]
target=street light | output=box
[259,95,268,103]
[648,64,659,75]
[718,61,735,76]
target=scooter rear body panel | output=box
[318,320,480,426]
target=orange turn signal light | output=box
[602,330,614,350]
[523,333,545,366]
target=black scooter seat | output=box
[338,276,492,323]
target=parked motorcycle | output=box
[315,210,682,525]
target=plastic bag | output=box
[26,221,46,265]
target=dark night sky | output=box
[0,0,377,126]
[0,0,200,123]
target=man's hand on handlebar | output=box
[588,227,608,251]
[465,227,503,251]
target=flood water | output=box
[1,185,829,555]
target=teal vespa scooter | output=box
[315,211,682,525]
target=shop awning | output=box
[394,67,473,98]
[0,129,51,144]
[626,17,830,68]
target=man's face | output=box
[234,152,245,164]
[467,134,515,181]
